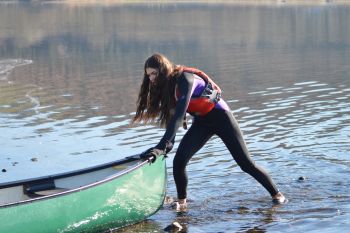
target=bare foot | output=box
[272,192,287,204]
[171,199,187,212]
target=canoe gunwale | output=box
[0,155,162,209]
[0,155,140,189]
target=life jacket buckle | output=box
[202,82,221,104]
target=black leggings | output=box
[173,108,279,199]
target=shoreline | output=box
[1,0,350,6]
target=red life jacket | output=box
[176,66,222,116]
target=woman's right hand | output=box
[139,148,165,163]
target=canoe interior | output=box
[0,156,141,207]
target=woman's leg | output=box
[213,110,280,196]
[173,121,213,200]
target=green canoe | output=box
[0,155,167,233]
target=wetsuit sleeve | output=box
[155,73,194,151]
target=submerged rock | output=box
[164,196,174,205]
[164,221,183,232]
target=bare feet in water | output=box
[171,199,187,212]
[272,192,287,204]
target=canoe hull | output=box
[0,156,166,233]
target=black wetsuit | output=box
[155,71,279,199]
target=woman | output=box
[132,53,286,210]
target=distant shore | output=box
[3,0,349,5]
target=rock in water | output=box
[164,221,183,232]
[164,196,174,205]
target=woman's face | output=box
[146,67,159,84]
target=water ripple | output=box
[235,80,350,171]
[0,59,32,80]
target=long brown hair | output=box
[132,53,182,127]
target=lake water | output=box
[1,1,349,232]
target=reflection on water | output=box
[1,2,350,232]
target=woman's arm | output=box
[155,72,194,151]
